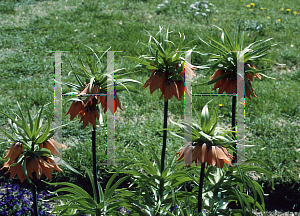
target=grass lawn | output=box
[0,0,300,212]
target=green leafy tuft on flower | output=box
[197,23,280,99]
[126,27,197,102]
[64,46,141,129]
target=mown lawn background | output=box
[0,0,300,211]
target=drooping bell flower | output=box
[0,141,23,170]
[160,80,179,102]
[26,156,62,180]
[79,101,100,129]
[101,93,124,114]
[176,142,233,168]
[143,69,166,94]
[65,101,85,121]
[39,138,66,156]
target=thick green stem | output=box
[232,95,237,163]
[92,126,100,204]
[31,183,38,216]
[31,143,38,216]
[198,162,205,213]
[161,100,168,173]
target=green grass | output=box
[0,0,300,208]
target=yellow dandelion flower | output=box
[280,8,284,11]
[286,9,291,11]
[267,16,270,19]
[247,4,250,7]
[260,7,264,9]
[277,19,281,22]
[219,104,223,107]
[251,3,255,6]
[213,18,216,21]
[293,11,297,15]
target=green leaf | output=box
[83,166,100,202]
[22,158,35,186]
[24,103,33,132]
[56,158,82,176]
[32,105,44,139]
[105,176,128,201]
[0,127,15,141]
[33,148,51,156]
[125,56,155,68]
[35,117,51,144]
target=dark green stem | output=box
[31,183,38,216]
[232,95,237,163]
[92,126,100,204]
[161,100,168,173]
[31,143,38,216]
[197,162,205,213]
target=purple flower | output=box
[118,207,130,214]
[13,201,21,207]
[4,195,13,202]
[43,203,50,209]
[42,191,50,197]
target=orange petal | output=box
[26,157,42,179]
[206,146,212,166]
[201,143,207,164]
[163,81,173,102]
[46,157,63,172]
[5,142,23,161]
[246,74,254,82]
[183,144,194,168]
[219,79,230,94]
[50,139,66,149]
[210,69,223,81]
[38,157,54,180]
[172,81,180,101]
[226,79,237,94]
[7,161,25,183]
[211,146,217,167]
[144,74,154,89]
[255,73,261,80]
[176,81,184,101]
[192,144,202,166]
[115,94,124,112]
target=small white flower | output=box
[209,3,214,6]
[158,4,165,7]
[203,4,208,8]
[182,1,186,4]
[164,0,169,3]
[216,10,219,13]
[195,11,200,16]
[206,9,210,12]
[291,44,294,48]
[202,13,207,16]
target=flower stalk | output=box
[92,125,100,204]
[161,100,169,172]
[232,95,237,163]
[31,182,38,216]
[198,162,205,213]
